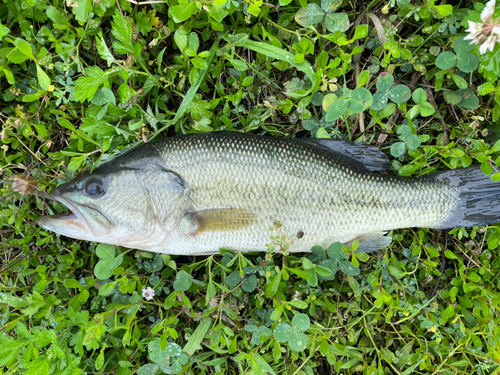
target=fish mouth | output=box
[37,196,110,241]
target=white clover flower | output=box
[480,33,497,53]
[142,287,155,301]
[481,0,496,22]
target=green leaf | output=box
[442,90,463,105]
[388,85,411,103]
[316,127,331,139]
[419,102,435,117]
[96,32,115,67]
[95,348,105,370]
[348,87,372,113]
[324,12,349,33]
[99,282,116,296]
[371,92,388,111]
[445,250,459,260]
[169,2,198,23]
[225,272,242,287]
[412,88,428,105]
[73,66,106,103]
[135,12,153,36]
[67,155,87,171]
[289,331,309,351]
[321,0,342,12]
[14,38,34,60]
[173,271,193,292]
[292,313,310,331]
[209,5,229,22]
[0,336,29,367]
[390,141,406,157]
[405,134,422,150]
[453,36,475,55]
[46,6,71,29]
[325,98,349,121]
[72,0,91,24]
[338,261,360,276]
[318,259,337,280]
[327,242,347,261]
[295,3,325,27]
[287,300,308,309]
[314,265,332,277]
[353,24,368,40]
[94,260,113,280]
[451,73,468,89]
[36,64,51,91]
[457,53,479,73]
[174,29,188,53]
[432,4,452,16]
[456,88,479,109]
[376,72,394,93]
[358,70,370,87]
[166,342,182,356]
[96,243,115,260]
[91,87,116,106]
[0,292,28,308]
[477,82,497,96]
[137,363,160,375]
[273,323,293,342]
[241,275,258,292]
[435,51,457,70]
[0,22,10,41]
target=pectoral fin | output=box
[347,231,392,253]
[184,209,255,235]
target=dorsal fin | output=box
[303,139,391,172]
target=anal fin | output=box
[184,208,255,235]
[347,231,392,253]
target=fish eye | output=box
[85,178,105,198]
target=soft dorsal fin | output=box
[304,139,391,172]
[184,209,255,235]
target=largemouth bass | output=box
[38,132,500,255]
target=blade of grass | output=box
[237,39,317,97]
[182,317,213,356]
[150,41,219,139]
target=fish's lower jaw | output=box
[37,213,95,242]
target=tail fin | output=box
[432,166,500,229]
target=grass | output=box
[1,0,500,374]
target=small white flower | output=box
[142,287,155,301]
[481,0,496,22]
[493,26,500,35]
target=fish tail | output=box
[432,166,500,229]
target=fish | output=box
[37,131,500,255]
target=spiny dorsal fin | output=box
[184,209,255,235]
[304,139,390,172]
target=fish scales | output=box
[143,132,458,254]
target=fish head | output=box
[38,163,190,249]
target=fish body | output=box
[38,132,500,255]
